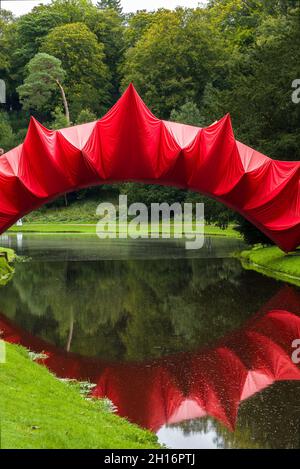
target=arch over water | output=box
[0,84,299,251]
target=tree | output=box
[0,9,14,72]
[10,0,103,76]
[202,3,300,160]
[6,3,66,110]
[207,0,264,49]
[124,10,156,48]
[76,108,97,124]
[50,106,69,130]
[3,0,123,110]
[121,183,186,209]
[89,8,125,101]
[97,0,123,15]
[121,8,224,118]
[17,53,70,124]
[0,9,16,110]
[170,101,206,127]
[41,22,111,117]
[201,1,300,241]
[0,112,15,151]
[235,217,273,246]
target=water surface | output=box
[1,233,299,449]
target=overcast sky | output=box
[1,0,206,16]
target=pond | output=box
[1,233,300,449]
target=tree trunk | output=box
[66,311,74,352]
[56,80,70,205]
[56,79,70,126]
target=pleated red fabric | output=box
[2,303,300,431]
[1,84,299,251]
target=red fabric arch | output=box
[1,84,299,251]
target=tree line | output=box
[0,0,299,241]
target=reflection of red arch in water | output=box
[1,286,300,432]
[0,84,299,251]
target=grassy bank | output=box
[8,198,240,238]
[239,246,300,287]
[0,247,15,262]
[0,248,15,286]
[22,199,101,224]
[0,342,160,449]
[8,222,240,238]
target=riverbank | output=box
[8,222,240,238]
[0,247,160,449]
[0,342,160,449]
[0,247,16,286]
[239,245,300,288]
[0,247,15,262]
[8,198,240,237]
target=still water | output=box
[1,233,300,449]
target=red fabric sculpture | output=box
[0,84,299,251]
[1,286,300,431]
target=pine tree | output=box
[97,0,123,15]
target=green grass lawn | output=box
[0,342,160,449]
[8,221,240,238]
[239,245,300,287]
[9,198,240,238]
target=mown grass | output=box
[239,245,300,287]
[0,342,160,449]
[8,221,240,238]
[8,198,240,238]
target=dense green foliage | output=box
[17,53,67,114]
[0,112,15,149]
[41,22,111,117]
[0,0,299,242]
[97,0,123,16]
[121,8,223,118]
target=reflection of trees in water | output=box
[215,381,300,449]
[0,259,14,287]
[167,416,212,436]
[0,256,280,360]
[168,381,300,449]
[1,270,300,448]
